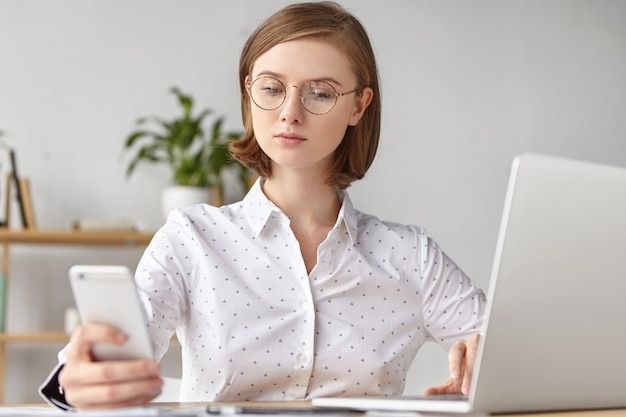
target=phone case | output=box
[68,265,154,361]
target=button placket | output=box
[279,219,316,396]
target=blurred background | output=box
[0,0,625,404]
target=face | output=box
[247,39,372,176]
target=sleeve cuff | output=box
[38,363,75,411]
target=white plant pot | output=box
[161,186,211,219]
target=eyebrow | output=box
[253,70,345,88]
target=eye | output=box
[309,90,333,99]
[306,81,335,100]
[258,78,285,95]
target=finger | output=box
[65,375,163,410]
[423,386,442,396]
[448,340,467,380]
[422,377,460,396]
[66,323,127,362]
[61,359,160,387]
[60,361,161,410]
[461,334,480,394]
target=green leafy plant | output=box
[123,87,250,198]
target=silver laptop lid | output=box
[471,153,626,413]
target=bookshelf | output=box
[0,228,154,403]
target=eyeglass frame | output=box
[245,76,359,115]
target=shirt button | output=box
[302,301,312,310]
[297,353,311,366]
[321,257,331,265]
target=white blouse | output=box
[134,179,486,401]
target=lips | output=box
[275,132,306,145]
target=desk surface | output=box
[2,402,626,417]
[163,402,626,417]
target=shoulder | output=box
[152,201,247,245]
[354,209,428,243]
[342,193,428,245]
[347,204,441,267]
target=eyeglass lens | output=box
[249,77,340,115]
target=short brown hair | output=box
[230,1,381,190]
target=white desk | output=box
[2,402,626,417]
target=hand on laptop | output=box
[423,333,480,396]
[58,322,163,410]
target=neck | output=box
[262,167,341,227]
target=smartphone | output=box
[68,265,154,361]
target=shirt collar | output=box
[242,177,359,245]
[337,191,358,246]
[242,177,280,237]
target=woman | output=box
[43,2,485,410]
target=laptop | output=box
[313,153,626,414]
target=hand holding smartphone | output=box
[68,265,154,361]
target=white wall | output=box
[1,0,625,404]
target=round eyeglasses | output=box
[247,76,357,115]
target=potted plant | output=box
[123,87,250,217]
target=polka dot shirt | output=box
[134,179,486,402]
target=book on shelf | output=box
[9,149,29,228]
[18,177,36,229]
[0,273,5,332]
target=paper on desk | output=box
[0,407,63,416]
[0,406,191,417]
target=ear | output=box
[348,86,374,126]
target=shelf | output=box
[0,332,70,343]
[0,228,155,402]
[0,228,154,246]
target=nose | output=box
[279,85,305,123]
